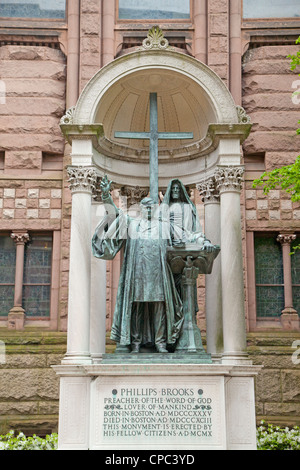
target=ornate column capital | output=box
[120,186,149,207]
[215,166,244,194]
[276,233,297,245]
[196,177,220,204]
[10,231,30,245]
[67,165,97,195]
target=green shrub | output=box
[257,421,300,450]
[1,423,300,450]
[0,430,58,450]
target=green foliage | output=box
[1,425,300,450]
[288,36,300,71]
[252,155,300,202]
[257,421,300,450]
[0,430,58,450]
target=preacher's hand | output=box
[202,241,215,253]
[100,175,112,199]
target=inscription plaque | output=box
[91,375,226,450]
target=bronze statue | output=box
[92,177,183,354]
[92,176,218,356]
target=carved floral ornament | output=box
[140,26,171,51]
[120,186,149,206]
[276,233,297,245]
[60,106,75,126]
[67,166,97,194]
[196,178,220,204]
[236,106,251,124]
[10,231,30,245]
[214,166,245,193]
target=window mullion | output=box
[277,233,297,313]
[7,231,30,329]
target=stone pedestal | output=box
[7,307,26,330]
[166,245,219,359]
[53,363,261,451]
[175,263,206,354]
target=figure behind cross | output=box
[115,93,194,203]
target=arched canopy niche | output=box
[59,34,253,367]
[62,46,251,189]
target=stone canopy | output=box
[61,32,251,188]
[59,28,253,367]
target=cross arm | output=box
[157,132,194,140]
[114,131,150,139]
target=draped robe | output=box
[92,209,184,349]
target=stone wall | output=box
[0,44,68,330]
[241,44,300,428]
[0,44,66,234]
[0,332,299,435]
[0,45,66,160]
[207,0,229,85]
[0,331,66,436]
[0,182,62,229]
[242,45,300,230]
[249,332,300,428]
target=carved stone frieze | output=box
[215,166,244,194]
[67,166,97,194]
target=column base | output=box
[221,351,252,365]
[61,352,92,365]
[281,308,300,329]
[8,307,25,330]
[211,353,223,364]
[91,353,104,364]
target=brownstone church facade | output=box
[0,1,299,435]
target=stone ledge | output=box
[0,331,67,345]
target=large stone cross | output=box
[115,92,194,202]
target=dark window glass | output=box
[119,0,190,20]
[255,235,284,317]
[243,0,300,19]
[291,237,300,315]
[0,236,16,316]
[0,0,66,19]
[22,235,52,317]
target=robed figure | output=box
[92,177,184,354]
[161,179,207,246]
[160,179,213,310]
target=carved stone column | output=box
[63,165,97,364]
[215,166,249,364]
[276,233,299,329]
[197,177,223,359]
[8,231,30,330]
